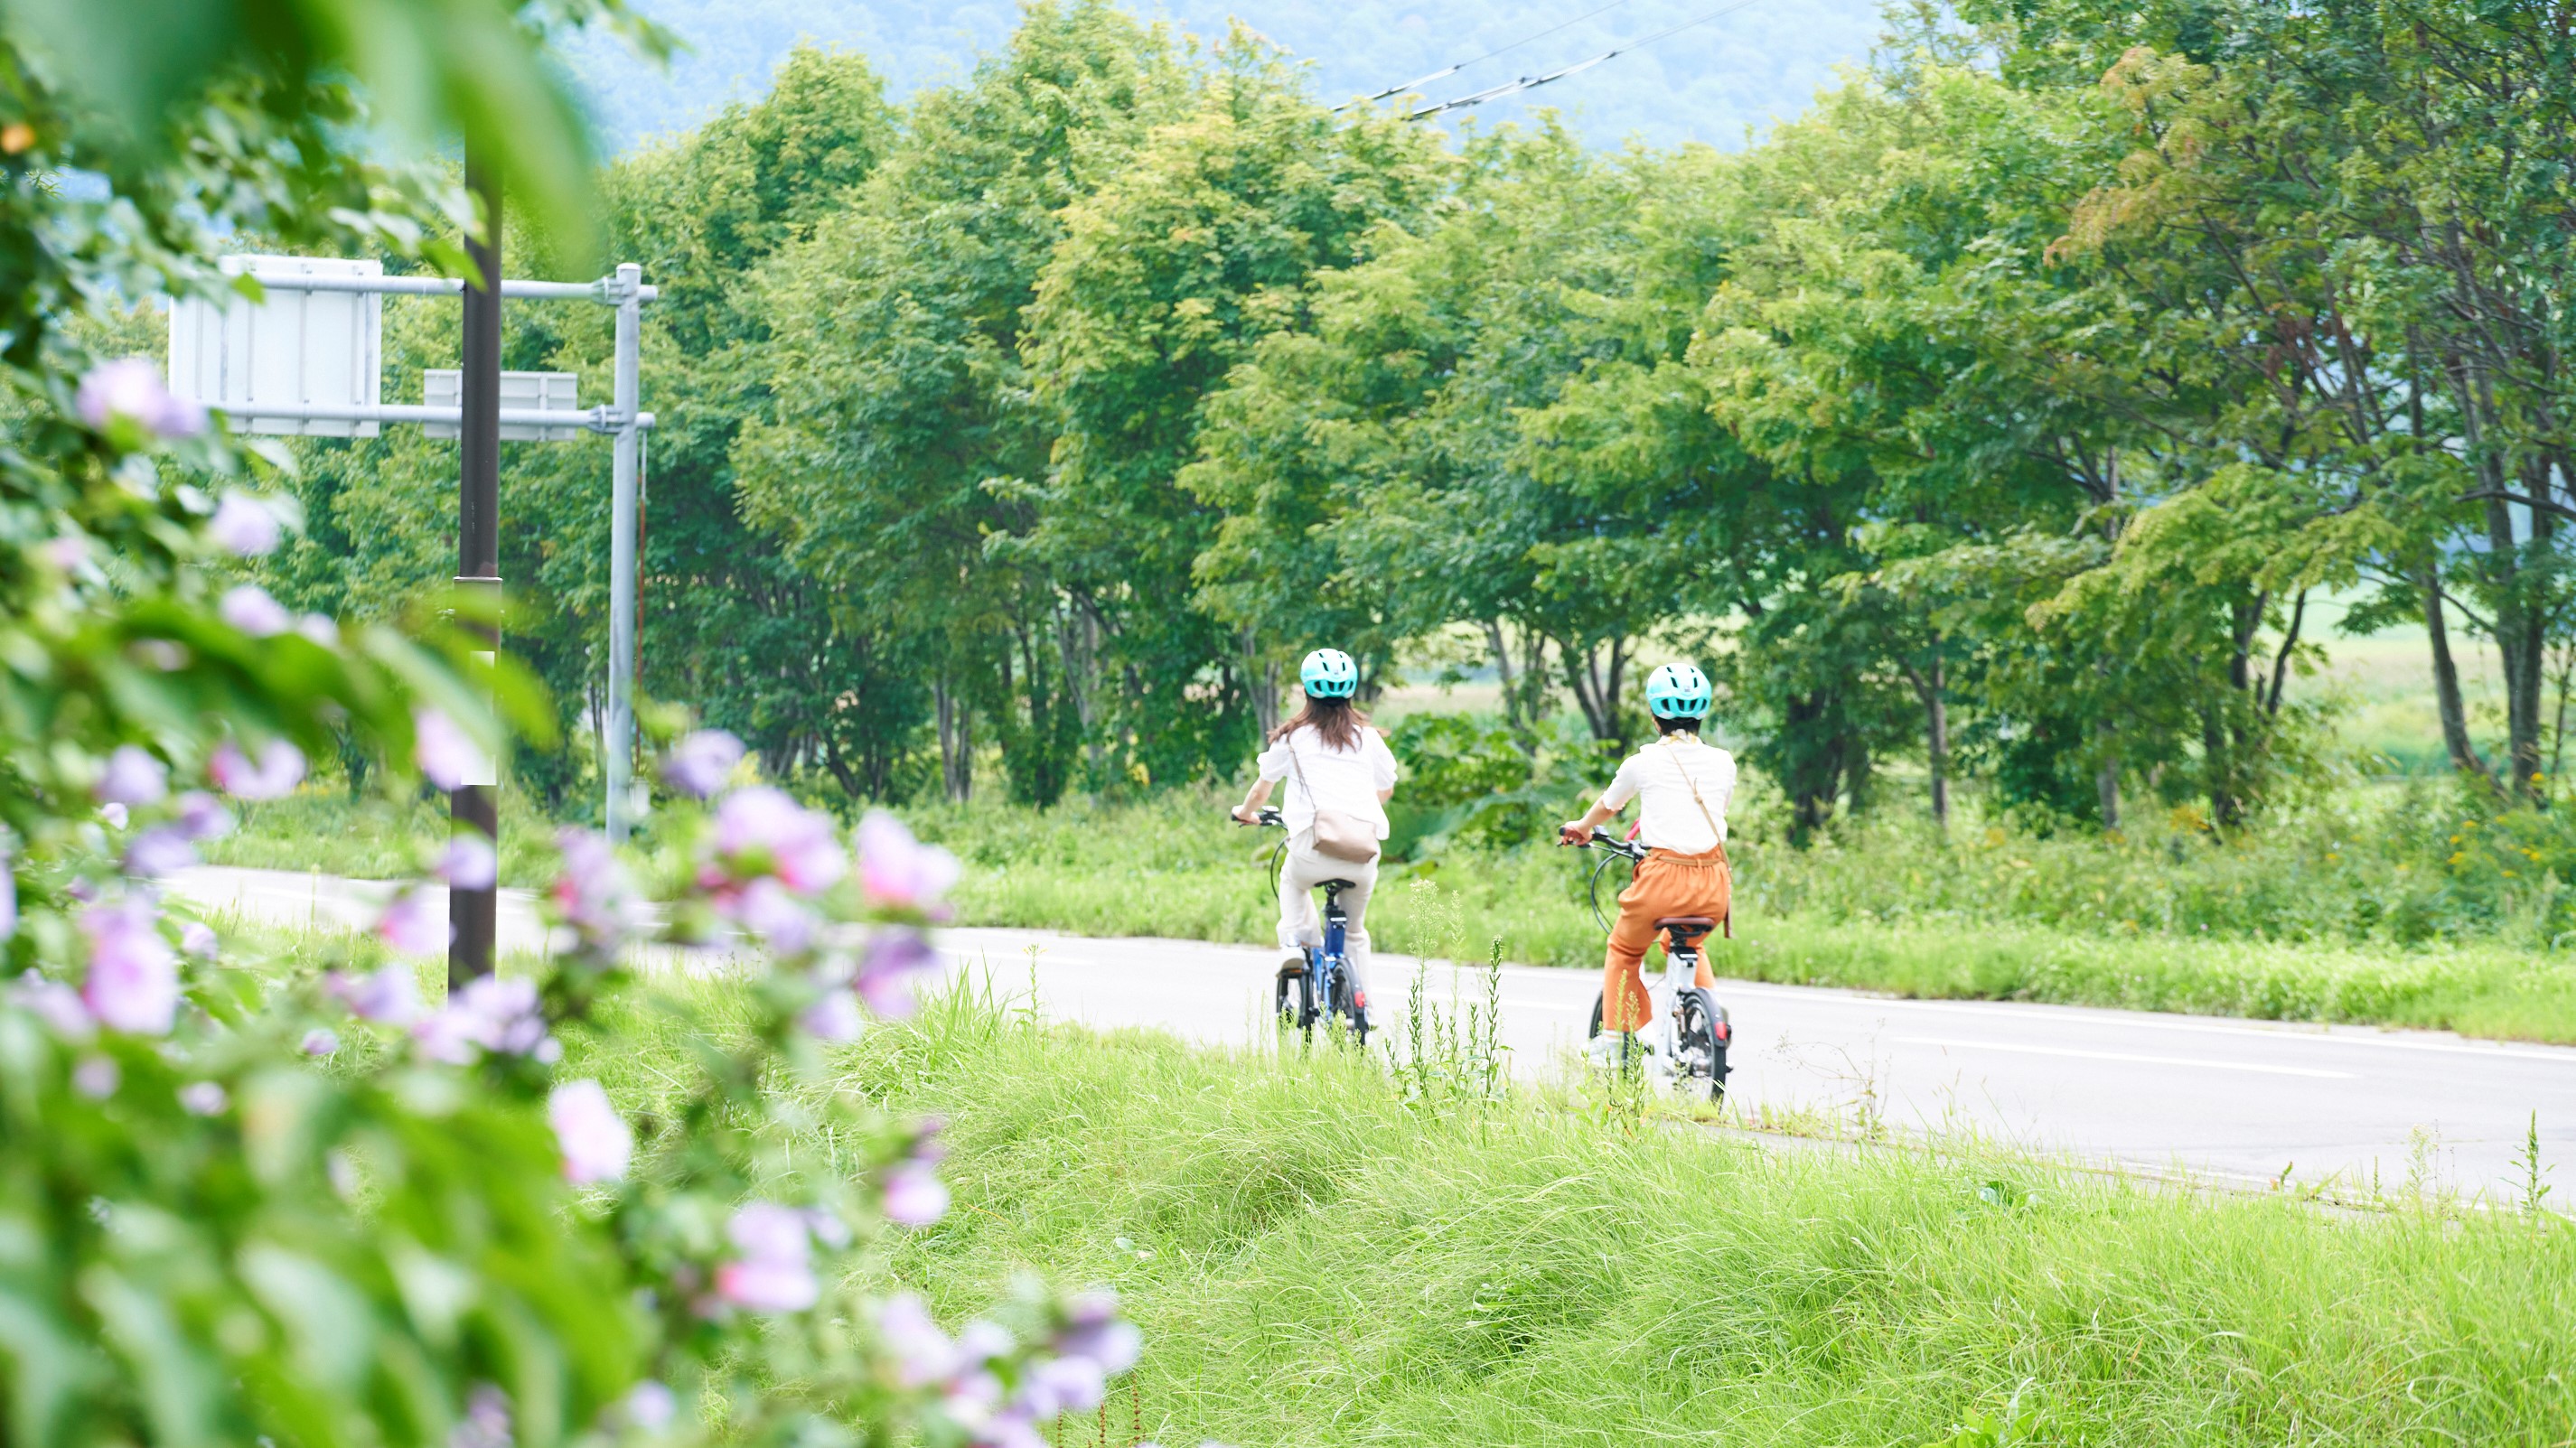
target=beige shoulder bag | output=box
[1289,734,1381,864]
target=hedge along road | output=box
[175,864,2576,1202]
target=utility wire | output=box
[1338,0,1643,108]
[1406,0,1769,120]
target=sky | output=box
[555,0,1888,155]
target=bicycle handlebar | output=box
[1232,807,1284,828]
[1574,825,1645,861]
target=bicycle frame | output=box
[1240,807,1367,1042]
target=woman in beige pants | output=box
[1230,648,1399,1017]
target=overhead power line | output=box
[1340,0,1643,109]
[1404,0,1770,121]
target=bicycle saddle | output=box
[1321,878,1357,892]
[1656,916,1719,945]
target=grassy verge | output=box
[577,991,2575,1445]
[200,790,562,887]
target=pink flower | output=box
[875,1293,958,1386]
[327,963,421,1026]
[73,1055,119,1098]
[376,887,449,956]
[855,928,940,1020]
[178,1080,229,1116]
[210,738,304,800]
[295,613,338,646]
[80,897,178,1034]
[714,787,846,893]
[714,1201,819,1313]
[219,584,293,638]
[414,976,554,1064]
[548,1078,633,1184]
[619,1382,675,1432]
[452,1384,511,1448]
[11,974,93,1038]
[415,707,492,790]
[174,790,232,841]
[123,826,196,877]
[301,1027,339,1056]
[553,828,649,958]
[438,836,498,891]
[801,986,866,1042]
[882,1160,949,1228]
[858,811,960,912]
[729,876,817,957]
[1056,1291,1142,1377]
[77,357,203,439]
[1018,1354,1107,1418]
[662,729,744,798]
[180,921,218,959]
[207,493,282,556]
[100,802,127,829]
[97,745,168,806]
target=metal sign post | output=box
[454,156,503,986]
[605,262,644,850]
[168,241,660,982]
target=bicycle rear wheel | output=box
[1674,987,1729,1103]
[1327,965,1368,1047]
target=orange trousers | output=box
[1600,845,1730,1032]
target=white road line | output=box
[1894,1036,2360,1079]
[1812,995,2576,1064]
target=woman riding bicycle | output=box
[1231,648,1400,1024]
[1558,662,1736,1069]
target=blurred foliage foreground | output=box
[0,5,1143,1447]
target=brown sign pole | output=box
[450,152,502,989]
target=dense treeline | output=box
[259,0,2576,841]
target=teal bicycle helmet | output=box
[1644,661,1712,720]
[1299,648,1359,698]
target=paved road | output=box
[176,865,2576,1200]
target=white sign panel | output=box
[167,256,383,437]
[423,370,583,442]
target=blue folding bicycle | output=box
[1239,807,1370,1045]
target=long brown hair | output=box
[1270,692,1368,752]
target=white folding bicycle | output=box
[1571,826,1733,1101]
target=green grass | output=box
[200,789,563,888]
[576,988,2576,1446]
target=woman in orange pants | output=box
[1558,662,1736,1054]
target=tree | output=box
[1016,30,1450,783]
[737,3,1187,805]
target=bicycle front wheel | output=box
[1587,851,1635,934]
[1275,960,1315,1038]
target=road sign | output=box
[167,256,383,437]
[425,369,581,441]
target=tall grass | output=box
[759,997,2576,1446]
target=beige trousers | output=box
[1277,830,1378,1003]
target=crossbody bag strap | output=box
[1664,737,1724,844]
[1665,738,1732,938]
[1285,731,1311,812]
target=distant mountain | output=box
[556,0,1886,154]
